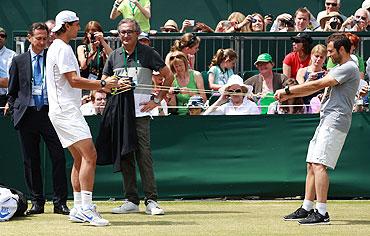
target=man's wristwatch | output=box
[284,85,291,95]
[100,80,106,88]
[151,96,161,105]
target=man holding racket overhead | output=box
[96,18,173,215]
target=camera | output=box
[329,17,340,29]
[90,33,95,43]
[352,19,360,25]
[280,18,294,28]
[248,17,257,23]
[188,20,195,27]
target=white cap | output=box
[363,0,370,10]
[51,10,79,32]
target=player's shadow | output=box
[166,210,248,215]
[332,219,370,225]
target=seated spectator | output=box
[317,0,347,22]
[187,95,204,115]
[110,0,151,32]
[340,8,369,32]
[192,22,215,33]
[168,52,207,115]
[152,71,168,116]
[80,91,107,116]
[244,53,288,114]
[316,12,344,31]
[283,33,313,79]
[203,75,259,115]
[138,32,150,46]
[160,19,179,32]
[44,19,56,47]
[270,8,319,32]
[165,33,201,69]
[327,33,365,80]
[268,78,305,114]
[354,79,369,112]
[296,44,327,112]
[77,21,112,82]
[208,48,237,91]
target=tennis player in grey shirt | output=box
[275,33,360,226]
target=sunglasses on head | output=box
[227,89,242,94]
[0,34,6,38]
[186,33,197,47]
[325,2,338,7]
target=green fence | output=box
[1,113,370,200]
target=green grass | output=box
[2,200,370,236]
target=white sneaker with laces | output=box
[76,205,110,227]
[68,207,85,223]
[145,200,164,215]
[112,200,139,214]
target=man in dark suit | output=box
[8,22,69,215]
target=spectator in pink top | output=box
[283,33,313,79]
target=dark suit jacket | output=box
[8,50,47,128]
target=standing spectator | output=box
[160,19,179,32]
[203,75,259,115]
[317,0,347,22]
[7,22,69,216]
[44,20,56,47]
[208,48,237,91]
[110,0,151,33]
[96,18,174,216]
[168,51,207,115]
[340,8,369,31]
[165,33,201,70]
[278,33,359,225]
[283,33,313,79]
[77,21,113,82]
[0,27,16,115]
[80,91,107,116]
[244,53,288,114]
[316,12,344,31]
[46,10,118,226]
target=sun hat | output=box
[51,10,79,32]
[219,74,253,96]
[362,0,370,10]
[317,12,343,29]
[160,19,179,32]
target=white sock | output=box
[73,192,81,208]
[302,199,314,211]
[81,190,93,209]
[316,202,327,216]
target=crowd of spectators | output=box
[1,0,369,117]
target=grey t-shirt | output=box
[321,60,360,133]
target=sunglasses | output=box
[162,28,177,33]
[169,55,185,61]
[355,16,367,21]
[119,30,136,36]
[325,2,338,7]
[0,34,6,38]
[186,33,197,47]
[227,89,242,94]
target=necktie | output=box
[33,55,43,110]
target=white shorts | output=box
[49,106,92,148]
[306,123,347,169]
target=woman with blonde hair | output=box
[245,13,266,32]
[165,33,201,69]
[167,52,207,115]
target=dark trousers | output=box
[120,116,158,205]
[0,95,7,116]
[17,106,68,206]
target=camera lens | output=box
[330,21,338,29]
[90,34,95,42]
[251,18,257,23]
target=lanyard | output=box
[129,1,138,16]
[122,47,138,74]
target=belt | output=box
[27,105,49,112]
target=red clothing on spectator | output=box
[283,52,310,79]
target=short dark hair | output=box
[54,21,78,36]
[326,33,351,53]
[28,22,49,35]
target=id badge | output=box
[32,85,42,96]
[88,73,98,80]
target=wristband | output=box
[113,1,120,8]
[284,85,291,95]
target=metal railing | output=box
[13,32,370,75]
